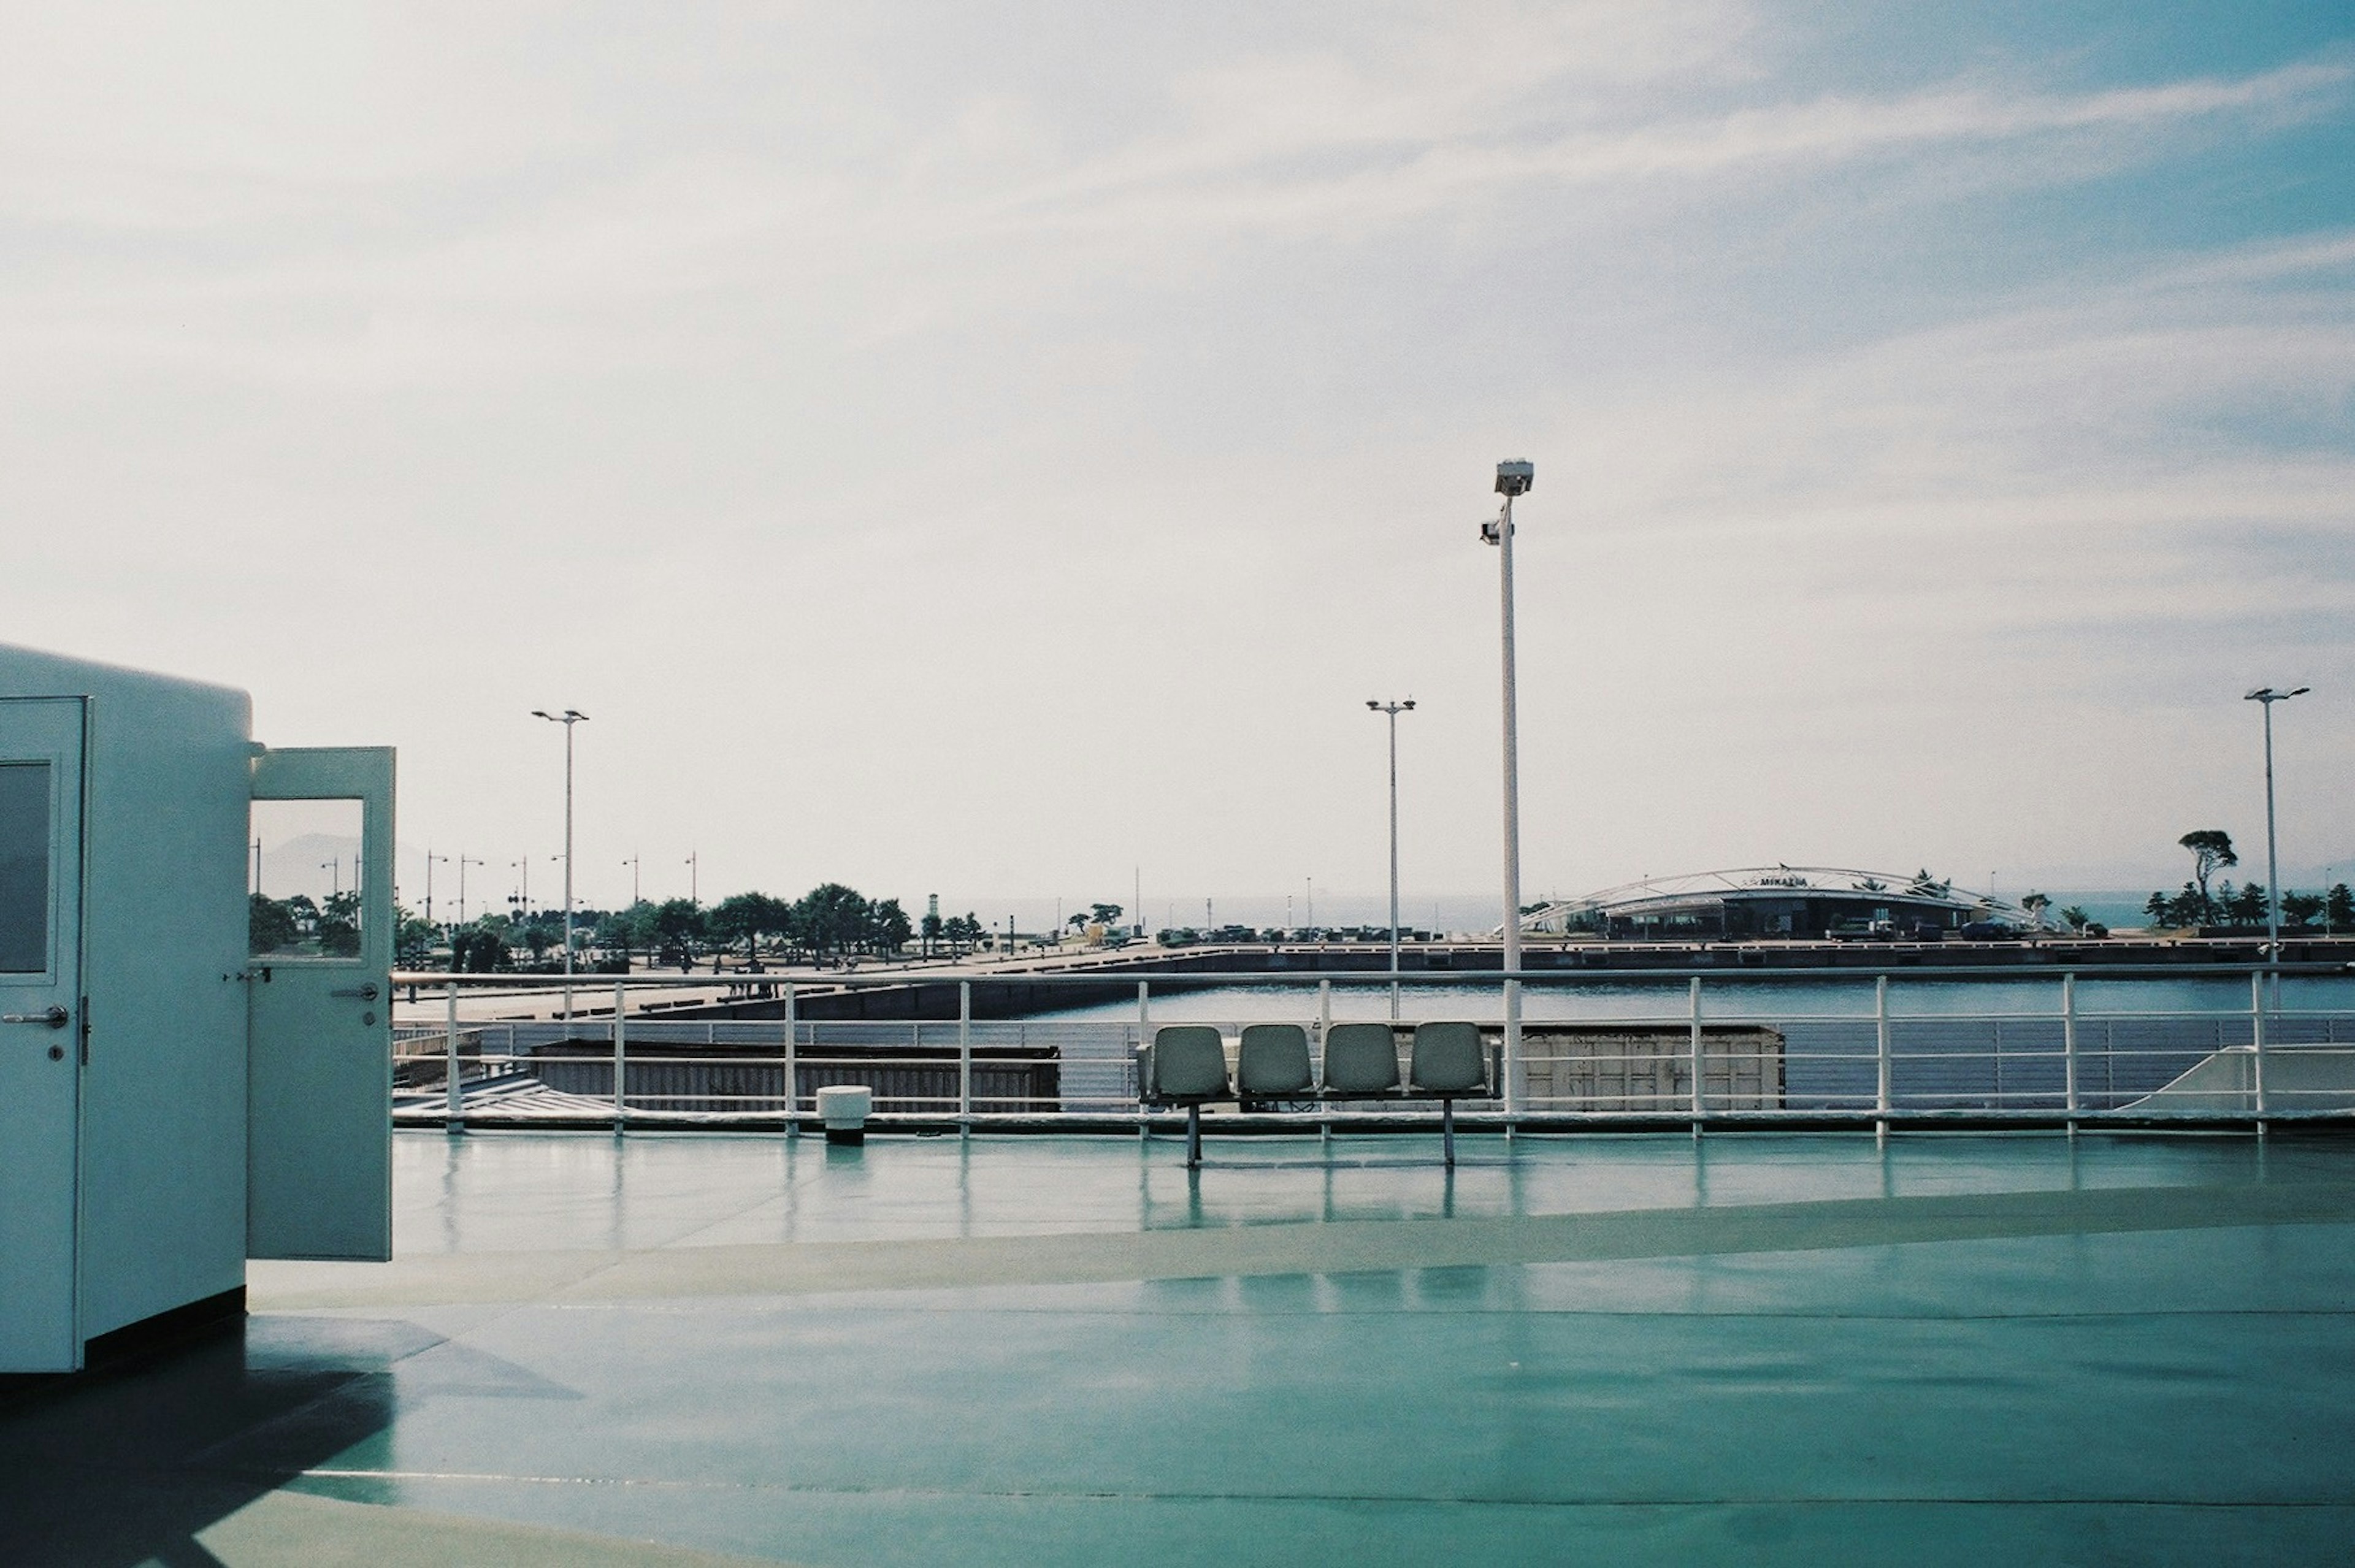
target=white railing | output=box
[388,965,2355,1131]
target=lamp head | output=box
[1403,699,1416,711]
[1494,459,1534,497]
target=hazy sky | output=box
[6,2,2350,917]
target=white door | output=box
[247,746,394,1261]
[0,698,86,1371]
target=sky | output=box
[4,2,2351,923]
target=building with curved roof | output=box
[1522,866,2044,941]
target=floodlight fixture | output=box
[530,708,589,1025]
[1368,698,1417,995]
[2243,684,2310,973]
[1482,462,1532,1114]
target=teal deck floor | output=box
[7,1130,2355,1565]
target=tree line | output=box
[2145,830,2355,932]
[383,882,986,972]
[250,890,362,957]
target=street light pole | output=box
[457,854,484,924]
[533,709,589,1029]
[1487,459,1534,1119]
[2246,686,2309,971]
[624,855,640,906]
[1368,700,1416,1004]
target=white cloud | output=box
[1,5,2349,902]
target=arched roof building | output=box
[1522,866,2043,941]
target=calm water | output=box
[1041,973,2355,1023]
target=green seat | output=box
[1147,1025,1230,1103]
[1410,1022,1488,1096]
[1320,1022,1401,1096]
[1238,1025,1313,1102]
[1409,1021,1489,1168]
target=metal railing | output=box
[389,964,2355,1133]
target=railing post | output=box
[1688,974,1704,1134]
[1874,974,1891,1142]
[444,979,462,1133]
[1504,975,1523,1131]
[784,984,798,1136]
[1136,980,1150,1135]
[613,979,627,1136]
[2252,968,2269,1126]
[959,981,973,1136]
[1319,978,1334,1144]
[2062,973,2079,1131]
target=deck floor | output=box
[7,1129,2355,1565]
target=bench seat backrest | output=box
[1238,1024,1313,1097]
[1321,1022,1402,1095]
[1151,1025,1230,1101]
[1410,1021,1487,1095]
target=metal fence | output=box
[389,966,2355,1131]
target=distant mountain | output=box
[257,833,361,903]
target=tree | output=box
[920,909,943,956]
[2178,830,2237,907]
[2327,884,2355,933]
[2143,892,2170,928]
[2059,906,2091,935]
[870,898,912,956]
[317,889,361,957]
[394,903,437,967]
[596,901,656,968]
[652,898,708,968]
[2282,891,2324,928]
[794,883,870,959]
[249,893,299,954]
[451,923,509,973]
[2229,882,2267,927]
[710,892,773,962]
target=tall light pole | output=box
[1487,459,1533,1119]
[623,855,640,906]
[1368,700,1416,1004]
[424,851,447,931]
[532,709,588,1028]
[510,856,530,920]
[685,851,699,905]
[457,854,484,924]
[2245,686,2308,971]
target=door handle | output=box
[2,1006,70,1029]
[330,984,381,1001]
